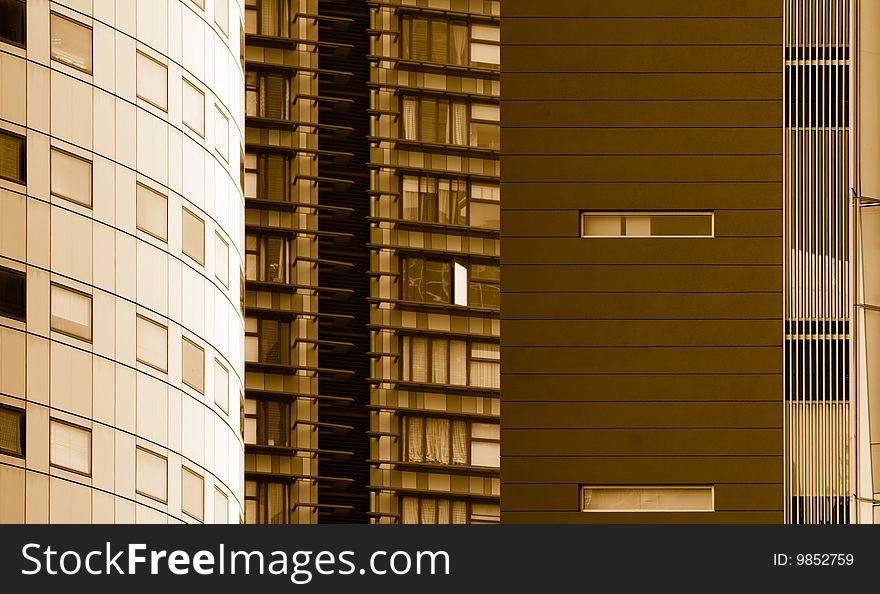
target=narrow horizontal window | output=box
[50,419,91,475]
[581,212,714,238]
[0,404,25,458]
[50,13,92,73]
[582,486,714,512]
[50,148,92,207]
[50,284,92,341]
[0,129,26,184]
[0,265,26,321]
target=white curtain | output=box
[451,501,467,524]
[449,340,467,385]
[402,97,418,141]
[437,499,450,524]
[452,102,467,145]
[401,497,419,524]
[452,420,467,465]
[425,418,450,463]
[407,417,424,462]
[420,498,437,524]
[450,23,467,65]
[431,338,448,383]
[411,336,428,383]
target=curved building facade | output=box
[0,0,245,523]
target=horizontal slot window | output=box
[582,212,713,237]
[582,486,714,512]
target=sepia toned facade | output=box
[500,0,787,523]
[367,0,502,524]
[0,0,245,523]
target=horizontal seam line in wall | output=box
[501,16,783,19]
[0,459,197,522]
[501,372,783,376]
[500,424,783,427]
[503,43,784,46]
[503,99,782,102]
[501,71,782,74]
[500,454,784,457]
[501,154,783,157]
[0,404,242,510]
[499,291,782,293]
[0,189,244,368]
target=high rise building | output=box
[241,0,501,524]
[0,0,245,523]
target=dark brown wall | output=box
[500,0,784,523]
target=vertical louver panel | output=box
[784,0,851,524]
[264,74,285,120]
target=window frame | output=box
[245,232,289,283]
[0,265,26,322]
[0,404,25,458]
[0,0,26,48]
[401,255,499,310]
[245,70,290,120]
[49,283,93,342]
[0,129,27,185]
[245,478,290,524]
[136,50,169,112]
[181,466,205,522]
[581,212,715,238]
[399,334,500,389]
[399,495,470,525]
[244,152,291,202]
[136,182,169,242]
[401,414,499,468]
[136,314,169,373]
[182,77,206,137]
[181,206,206,265]
[49,12,93,74]
[244,317,291,366]
[50,147,93,208]
[244,397,291,448]
[181,335,205,394]
[49,418,92,476]
[135,446,168,504]
[399,13,499,70]
[400,95,499,149]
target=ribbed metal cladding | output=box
[784,0,852,524]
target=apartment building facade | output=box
[0,0,246,523]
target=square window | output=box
[136,183,168,241]
[50,284,92,341]
[182,467,204,521]
[50,148,92,207]
[0,0,26,47]
[214,360,229,413]
[0,129,26,184]
[182,207,206,265]
[50,13,92,73]
[136,51,168,111]
[214,106,229,161]
[182,336,205,393]
[136,315,168,372]
[49,419,91,475]
[136,447,167,503]
[0,404,25,457]
[215,233,229,287]
[182,78,205,137]
[0,265,26,321]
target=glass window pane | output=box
[214,0,229,35]
[50,420,91,475]
[0,405,24,457]
[0,265,26,321]
[471,24,500,42]
[583,487,714,512]
[471,440,500,467]
[50,149,92,207]
[0,0,26,46]
[214,360,229,413]
[182,78,205,136]
[470,121,499,150]
[136,447,167,502]
[215,106,229,161]
[215,233,229,286]
[182,208,205,264]
[470,42,500,66]
[425,260,450,302]
[50,284,92,341]
[136,315,168,371]
[182,467,204,521]
[470,202,499,230]
[0,130,25,184]
[50,13,92,73]
[136,51,168,111]
[582,215,623,237]
[182,337,205,393]
[264,236,285,282]
[136,183,168,241]
[424,418,450,463]
[449,23,467,65]
[449,340,467,385]
[472,422,500,440]
[214,487,228,524]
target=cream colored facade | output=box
[0,0,245,523]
